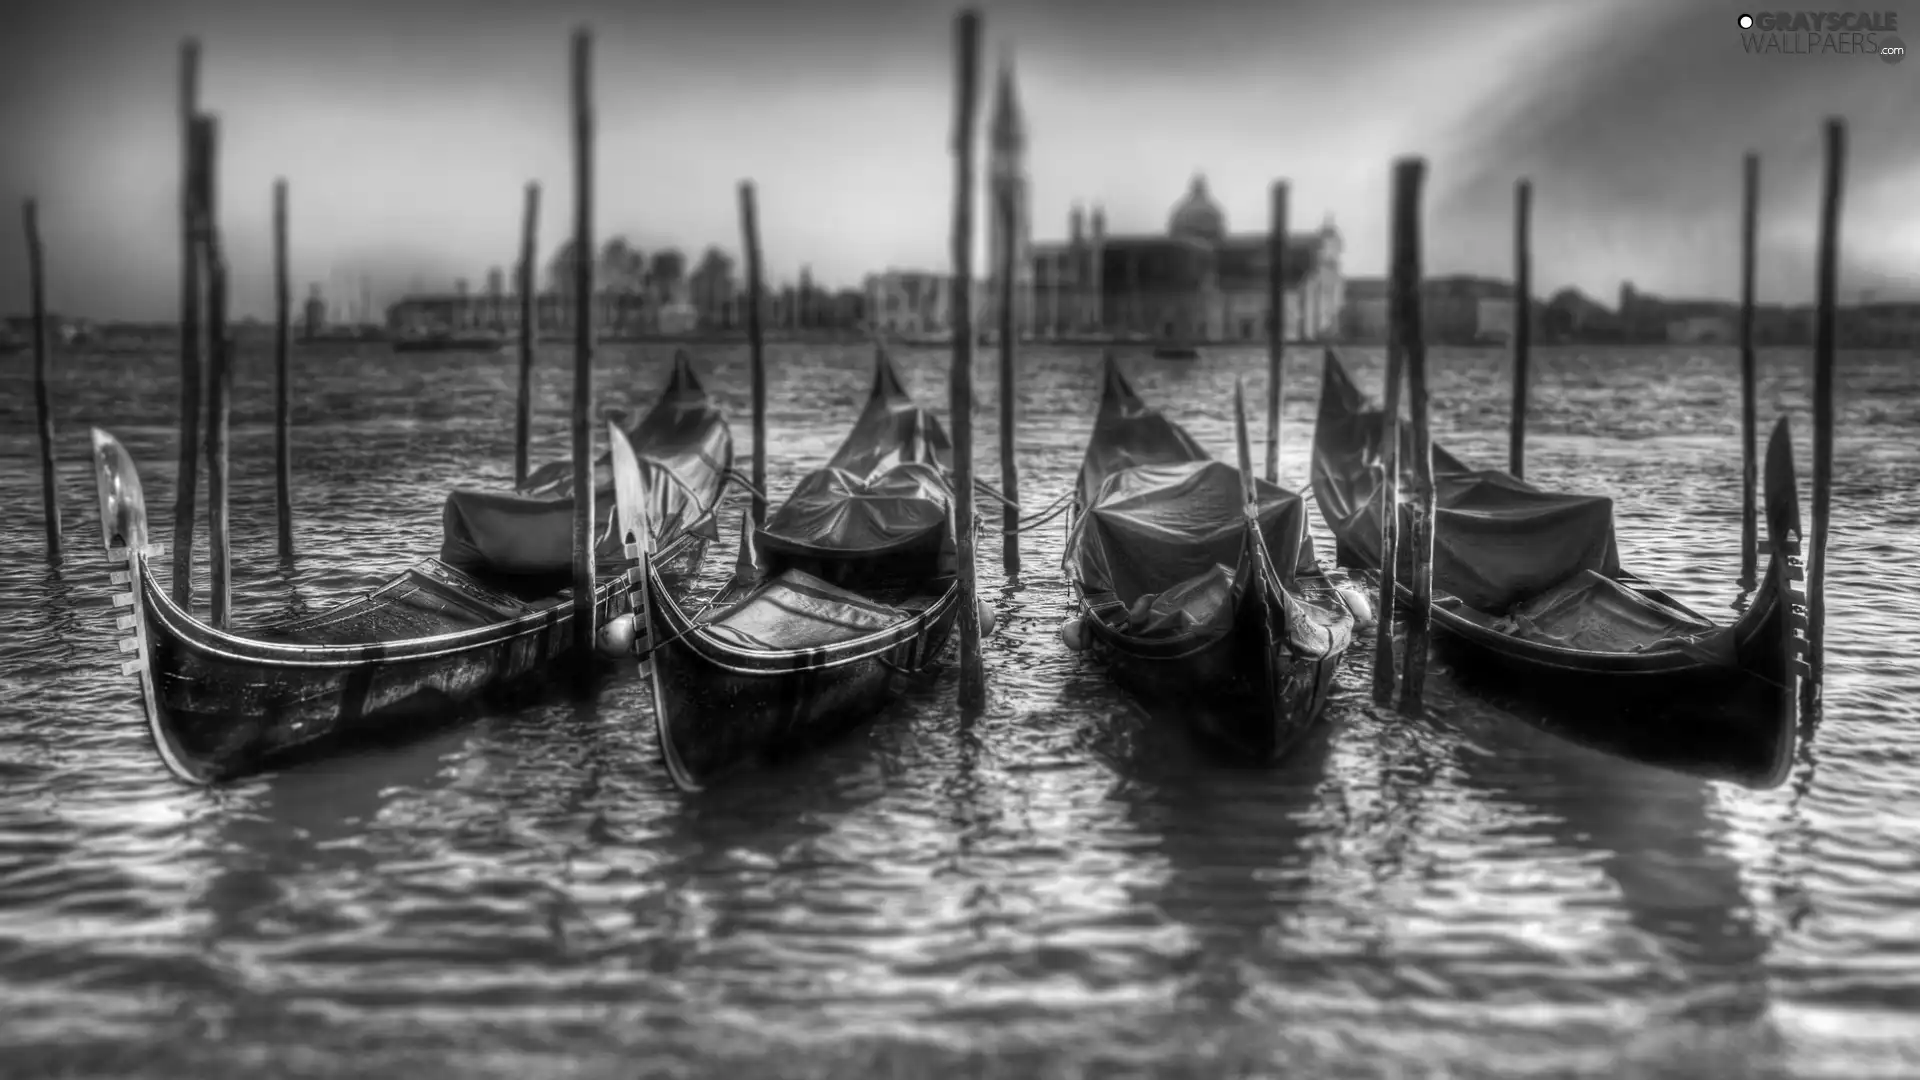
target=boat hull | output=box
[646,576,963,789]
[123,535,708,783]
[1081,574,1345,763]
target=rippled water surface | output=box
[2,342,1917,1078]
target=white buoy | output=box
[595,612,637,658]
[1060,615,1087,652]
[977,597,998,638]
[1334,585,1376,632]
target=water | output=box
[2,342,1917,1078]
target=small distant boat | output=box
[635,347,966,791]
[1152,345,1201,361]
[391,328,506,353]
[1061,356,1355,763]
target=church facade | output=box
[979,62,1343,344]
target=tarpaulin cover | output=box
[1074,460,1315,639]
[757,461,954,560]
[827,355,953,478]
[701,568,908,651]
[440,352,729,579]
[1490,569,1731,660]
[439,455,704,577]
[519,351,731,512]
[1312,354,1620,614]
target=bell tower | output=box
[987,50,1032,341]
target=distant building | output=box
[1543,288,1626,342]
[866,270,969,336]
[1617,282,1738,343]
[1340,275,1534,344]
[1022,176,1343,343]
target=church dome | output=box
[1168,174,1226,242]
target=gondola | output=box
[632,349,965,791]
[1309,350,1809,787]
[90,351,732,784]
[1059,356,1356,763]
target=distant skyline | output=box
[0,0,1914,322]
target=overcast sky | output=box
[0,0,1913,320]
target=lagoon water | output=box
[2,342,1917,1078]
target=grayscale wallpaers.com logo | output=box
[1737,10,1905,62]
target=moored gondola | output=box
[1059,356,1356,763]
[91,351,732,784]
[1310,349,1809,787]
[632,348,966,791]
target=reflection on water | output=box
[1,342,1918,1076]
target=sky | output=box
[0,0,1913,321]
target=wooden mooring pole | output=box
[171,39,203,609]
[1804,119,1843,711]
[950,9,987,713]
[1264,180,1288,483]
[739,180,768,527]
[1509,179,1531,481]
[24,200,61,565]
[568,28,598,677]
[1393,158,1435,716]
[994,151,1021,577]
[197,116,234,631]
[1371,229,1406,704]
[273,178,295,564]
[515,181,539,487]
[1737,153,1760,591]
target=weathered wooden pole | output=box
[170,40,204,608]
[739,180,768,527]
[24,200,61,564]
[950,9,987,713]
[1804,119,1843,711]
[994,157,1021,577]
[198,116,234,631]
[568,28,599,676]
[1264,180,1288,483]
[515,182,539,487]
[1509,179,1532,480]
[1737,153,1760,591]
[1371,211,1406,707]
[1393,158,1435,716]
[272,178,294,563]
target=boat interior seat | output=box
[701,568,909,651]
[252,559,536,646]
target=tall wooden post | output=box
[1509,179,1532,481]
[1737,153,1760,591]
[1264,180,1288,483]
[515,182,539,487]
[568,28,598,675]
[1392,158,1434,716]
[994,165,1021,577]
[272,178,294,563]
[24,200,60,564]
[739,180,768,527]
[170,40,204,608]
[950,9,986,713]
[1371,202,1406,707]
[198,117,233,631]
[1804,120,1843,711]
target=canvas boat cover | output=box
[699,568,909,651]
[757,461,955,561]
[1074,460,1315,640]
[438,352,728,578]
[1069,358,1318,642]
[1311,352,1623,615]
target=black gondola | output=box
[628,349,966,791]
[1309,349,1809,787]
[90,351,731,783]
[1060,356,1355,763]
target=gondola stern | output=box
[667,349,705,396]
[1754,413,1810,789]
